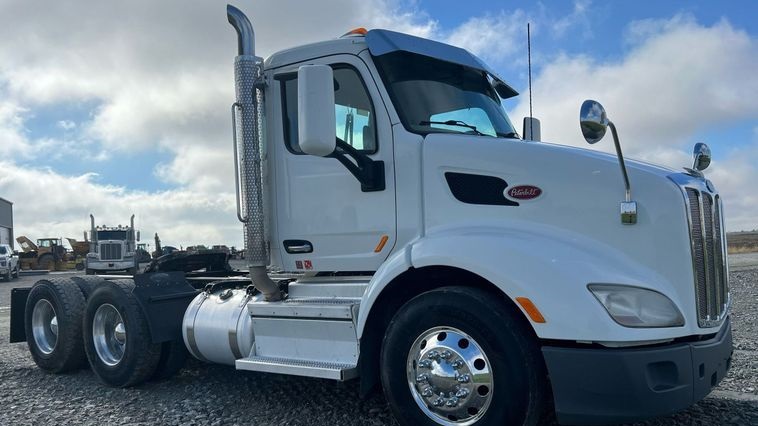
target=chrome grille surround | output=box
[670,174,729,328]
[99,243,123,261]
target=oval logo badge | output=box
[507,185,542,200]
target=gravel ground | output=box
[0,260,756,426]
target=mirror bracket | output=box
[328,138,385,192]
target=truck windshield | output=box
[97,230,127,240]
[373,51,519,138]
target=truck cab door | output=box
[271,55,396,273]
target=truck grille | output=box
[685,188,729,327]
[100,243,123,261]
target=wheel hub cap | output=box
[31,299,58,355]
[92,304,126,366]
[407,327,493,425]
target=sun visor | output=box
[366,29,518,99]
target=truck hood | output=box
[421,133,703,332]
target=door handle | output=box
[283,240,313,254]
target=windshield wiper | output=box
[419,120,484,136]
[497,131,520,139]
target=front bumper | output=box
[87,260,135,270]
[542,318,733,425]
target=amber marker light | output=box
[374,235,389,253]
[515,297,546,323]
[341,27,368,37]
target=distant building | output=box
[0,197,13,249]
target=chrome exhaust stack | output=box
[90,214,97,252]
[227,4,282,301]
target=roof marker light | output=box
[341,28,367,38]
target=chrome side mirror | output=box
[579,99,637,224]
[579,100,609,144]
[693,142,711,171]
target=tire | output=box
[151,339,188,381]
[380,287,548,426]
[83,279,162,387]
[24,278,88,373]
[3,268,10,281]
[38,254,54,271]
[127,267,138,275]
[70,276,108,299]
[13,264,19,279]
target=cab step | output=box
[248,297,359,320]
[235,355,358,380]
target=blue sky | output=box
[0,0,756,246]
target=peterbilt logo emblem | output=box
[506,185,542,200]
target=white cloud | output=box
[510,15,758,230]
[57,120,76,130]
[445,11,527,65]
[0,161,239,248]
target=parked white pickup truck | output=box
[0,243,19,281]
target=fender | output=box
[357,224,703,343]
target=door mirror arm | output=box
[328,137,385,192]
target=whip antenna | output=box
[527,22,533,138]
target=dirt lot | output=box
[0,258,756,426]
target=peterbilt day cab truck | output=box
[10,5,731,425]
[84,214,140,275]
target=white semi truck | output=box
[84,214,140,275]
[10,5,731,425]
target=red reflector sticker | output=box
[507,185,542,200]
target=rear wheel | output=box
[380,287,547,426]
[13,264,19,279]
[24,278,88,373]
[3,268,10,281]
[38,254,54,271]
[69,276,108,299]
[83,279,162,387]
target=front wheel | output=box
[381,287,548,426]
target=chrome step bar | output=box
[248,298,359,320]
[236,356,358,380]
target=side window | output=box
[279,65,377,154]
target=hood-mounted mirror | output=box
[579,100,637,224]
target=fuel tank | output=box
[182,286,259,365]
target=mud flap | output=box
[132,272,199,344]
[9,287,31,343]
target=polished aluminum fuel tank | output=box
[182,287,259,365]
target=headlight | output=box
[588,284,684,328]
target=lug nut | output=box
[451,360,464,369]
[416,374,428,383]
[456,374,471,383]
[455,388,469,398]
[427,350,440,360]
[446,397,459,407]
[418,359,433,369]
[440,350,452,360]
[421,387,434,397]
[432,397,445,407]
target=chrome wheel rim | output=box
[92,304,126,366]
[407,327,493,425]
[31,299,58,355]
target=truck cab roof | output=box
[265,36,368,70]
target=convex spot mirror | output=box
[297,65,336,157]
[693,142,711,171]
[580,100,609,144]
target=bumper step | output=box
[236,355,358,380]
